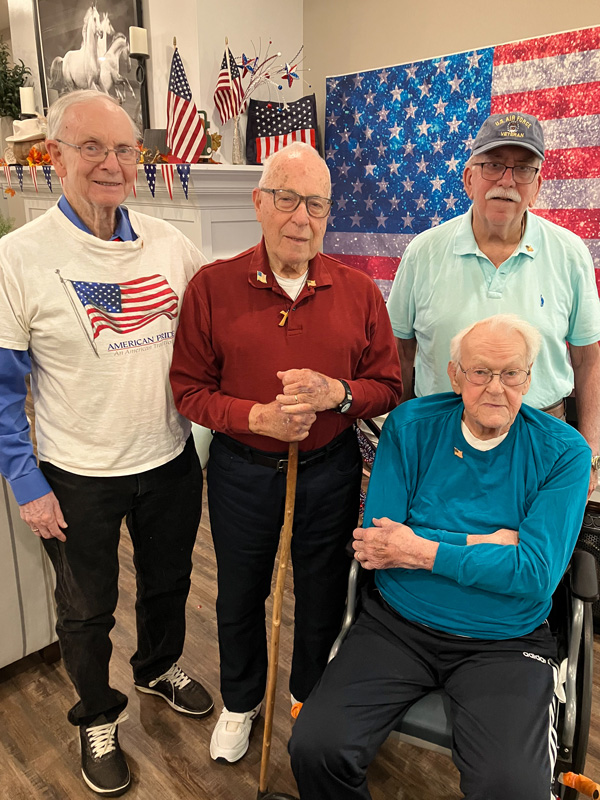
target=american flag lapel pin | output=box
[307,279,317,287]
[454,447,463,459]
[257,270,267,283]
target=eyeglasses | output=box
[56,139,141,165]
[472,162,540,185]
[260,188,333,218]
[459,365,531,387]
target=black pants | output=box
[290,592,558,800]
[41,437,202,726]
[207,428,361,711]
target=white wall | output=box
[144,0,303,163]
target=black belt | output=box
[540,398,566,413]
[215,428,353,473]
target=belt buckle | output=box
[276,458,288,473]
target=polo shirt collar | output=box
[57,195,137,241]
[248,238,334,293]
[454,206,539,260]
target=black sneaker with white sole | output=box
[135,663,214,717]
[80,711,131,797]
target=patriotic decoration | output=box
[167,47,207,163]
[42,164,52,192]
[324,26,600,299]
[246,94,319,165]
[161,164,174,200]
[15,165,23,192]
[214,46,246,125]
[3,164,11,188]
[177,164,191,199]
[28,165,38,193]
[144,164,157,197]
[281,62,299,88]
[70,275,179,339]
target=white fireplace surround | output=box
[9,163,264,263]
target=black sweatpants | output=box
[290,591,558,800]
[207,428,361,711]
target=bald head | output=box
[259,142,331,196]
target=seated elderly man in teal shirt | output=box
[289,313,590,800]
[387,111,600,497]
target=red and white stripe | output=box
[3,164,11,188]
[166,94,206,163]
[256,128,316,164]
[161,164,174,200]
[28,165,38,193]
[75,274,179,339]
[213,48,245,125]
[491,27,600,278]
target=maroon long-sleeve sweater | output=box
[170,239,402,452]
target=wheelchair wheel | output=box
[558,602,594,800]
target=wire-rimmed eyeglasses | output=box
[472,162,540,185]
[459,365,531,387]
[260,188,333,218]
[56,139,141,165]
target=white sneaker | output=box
[210,703,261,763]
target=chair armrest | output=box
[570,549,599,602]
[328,559,361,662]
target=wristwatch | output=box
[592,455,600,471]
[335,379,353,414]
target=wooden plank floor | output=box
[1,486,600,800]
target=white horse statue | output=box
[49,4,103,93]
[99,33,134,102]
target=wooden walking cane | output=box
[256,441,300,800]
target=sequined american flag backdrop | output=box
[323,26,600,300]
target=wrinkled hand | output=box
[276,369,345,413]
[467,528,519,546]
[352,517,437,571]
[248,399,316,442]
[19,490,68,542]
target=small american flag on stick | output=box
[214,44,246,125]
[167,47,207,163]
[71,275,179,339]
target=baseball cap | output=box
[471,113,545,161]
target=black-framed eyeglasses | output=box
[472,162,540,185]
[56,139,141,165]
[260,188,333,218]
[459,364,531,386]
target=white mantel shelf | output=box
[2,164,264,263]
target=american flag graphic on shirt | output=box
[71,275,179,339]
[324,26,600,299]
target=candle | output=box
[129,26,148,57]
[19,87,36,116]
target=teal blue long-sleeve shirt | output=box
[365,393,591,639]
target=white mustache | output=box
[485,187,521,202]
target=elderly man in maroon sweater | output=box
[170,141,402,764]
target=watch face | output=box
[340,399,352,413]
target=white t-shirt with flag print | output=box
[0,204,207,476]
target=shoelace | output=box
[86,711,129,758]
[149,663,191,690]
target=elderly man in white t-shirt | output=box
[0,90,212,797]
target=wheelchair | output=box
[328,422,599,799]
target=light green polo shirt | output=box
[387,208,600,409]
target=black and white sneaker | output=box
[80,711,131,796]
[135,663,214,717]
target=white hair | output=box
[450,314,542,366]
[258,141,331,194]
[47,89,140,141]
